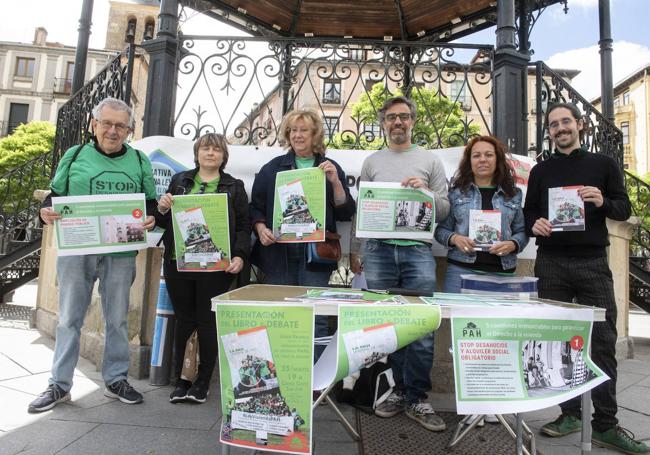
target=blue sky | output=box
[4,0,649,100]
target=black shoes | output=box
[169,379,192,403]
[27,384,71,413]
[186,380,209,404]
[104,379,144,404]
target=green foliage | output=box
[0,121,55,213]
[330,83,480,150]
[0,121,55,175]
[627,172,650,253]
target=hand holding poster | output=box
[171,193,230,271]
[450,306,607,415]
[356,182,435,240]
[216,303,314,454]
[548,186,585,231]
[273,168,326,242]
[468,209,501,251]
[52,194,148,256]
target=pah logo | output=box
[364,189,375,198]
[60,205,73,215]
[462,321,481,338]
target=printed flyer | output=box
[313,304,441,390]
[291,289,407,304]
[273,168,326,242]
[548,186,585,231]
[450,306,607,415]
[171,193,230,271]
[52,194,147,256]
[356,182,435,240]
[468,209,501,251]
[216,303,314,454]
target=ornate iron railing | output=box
[174,36,494,149]
[531,61,623,166]
[626,172,650,296]
[53,46,134,170]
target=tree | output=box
[330,83,480,150]
[0,121,55,175]
[0,121,55,214]
[626,171,650,259]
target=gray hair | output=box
[92,97,135,129]
[378,96,417,123]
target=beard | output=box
[389,127,409,145]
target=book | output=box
[469,209,501,251]
[548,186,585,231]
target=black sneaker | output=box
[27,384,70,413]
[104,379,144,404]
[186,381,209,404]
[169,379,192,403]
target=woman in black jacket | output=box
[155,133,250,404]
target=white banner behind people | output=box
[132,136,537,258]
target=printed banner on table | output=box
[52,193,147,256]
[216,303,314,455]
[356,182,435,240]
[548,186,585,231]
[313,304,441,390]
[450,306,608,415]
[171,193,230,271]
[273,168,326,243]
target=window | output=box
[364,79,378,93]
[324,116,339,140]
[621,121,629,145]
[450,80,471,110]
[348,48,365,61]
[322,79,341,104]
[613,97,620,108]
[15,57,35,78]
[622,91,630,105]
[8,103,29,135]
[144,18,155,40]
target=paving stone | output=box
[618,359,650,375]
[617,385,650,415]
[0,354,30,381]
[0,419,98,455]
[616,370,645,392]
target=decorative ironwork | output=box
[515,0,568,55]
[531,61,624,166]
[174,36,494,150]
[53,47,133,170]
[625,171,650,260]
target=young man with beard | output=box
[524,102,648,454]
[350,96,450,431]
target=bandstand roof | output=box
[183,0,565,41]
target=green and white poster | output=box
[356,182,435,240]
[313,304,441,390]
[450,306,608,415]
[52,193,147,256]
[216,303,314,455]
[273,168,326,242]
[171,193,230,271]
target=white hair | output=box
[92,97,135,128]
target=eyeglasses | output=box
[548,118,575,130]
[98,119,130,132]
[384,113,412,122]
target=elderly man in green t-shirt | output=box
[28,98,157,413]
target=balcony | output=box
[53,78,72,95]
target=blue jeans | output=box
[363,240,436,403]
[264,244,333,360]
[50,255,136,392]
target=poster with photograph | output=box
[469,209,502,251]
[356,182,435,240]
[450,306,607,415]
[52,194,147,256]
[273,168,326,242]
[171,193,230,271]
[216,303,314,455]
[548,186,585,231]
[312,304,442,390]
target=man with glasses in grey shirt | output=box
[350,96,449,431]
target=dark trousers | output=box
[164,261,234,385]
[535,254,618,432]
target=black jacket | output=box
[249,150,356,273]
[155,168,251,262]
